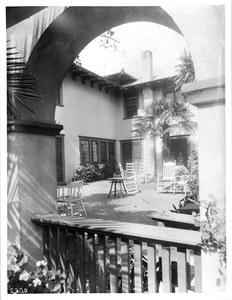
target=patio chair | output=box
[118,163,140,194]
[126,162,136,177]
[156,161,176,192]
[57,180,87,217]
[138,162,153,183]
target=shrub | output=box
[72,160,121,183]
[100,160,121,180]
[72,163,103,183]
[7,244,65,294]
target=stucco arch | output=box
[21,6,182,123]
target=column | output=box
[7,120,63,269]
[182,77,226,292]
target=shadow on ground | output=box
[81,181,184,225]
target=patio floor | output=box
[81,180,184,226]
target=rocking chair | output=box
[118,163,140,194]
[156,161,176,192]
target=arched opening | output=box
[15,6,183,122]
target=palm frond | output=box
[7,43,43,119]
[173,48,195,91]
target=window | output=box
[124,94,138,118]
[92,141,99,162]
[163,89,181,102]
[55,135,65,185]
[80,140,90,163]
[79,137,116,164]
[108,142,115,161]
[100,142,107,163]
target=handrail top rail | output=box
[32,214,201,250]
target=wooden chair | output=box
[57,180,87,217]
[118,163,140,194]
[126,162,136,176]
[156,161,176,192]
[138,162,153,183]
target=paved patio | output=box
[81,180,184,226]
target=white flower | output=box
[8,264,20,273]
[33,278,42,287]
[36,260,47,268]
[19,270,30,281]
[42,268,47,276]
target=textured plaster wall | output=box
[55,74,122,182]
[7,133,57,266]
[197,103,225,200]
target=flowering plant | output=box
[7,244,66,293]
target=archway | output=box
[17,6,183,122]
[6,7,226,291]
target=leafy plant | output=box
[7,42,43,119]
[72,163,103,183]
[100,159,120,179]
[173,48,195,91]
[193,195,226,284]
[132,96,196,176]
[7,244,65,294]
[194,196,226,261]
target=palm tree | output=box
[132,96,196,176]
[7,43,43,119]
[173,48,195,91]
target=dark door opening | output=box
[121,140,142,170]
[164,136,190,167]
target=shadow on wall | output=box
[7,135,58,269]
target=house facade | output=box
[55,50,197,184]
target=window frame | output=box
[123,93,139,119]
[79,136,116,164]
[80,139,90,164]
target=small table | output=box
[108,177,128,198]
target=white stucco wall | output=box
[55,73,124,182]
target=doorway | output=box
[165,135,190,167]
[121,140,142,171]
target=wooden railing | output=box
[32,214,202,293]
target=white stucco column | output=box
[7,121,62,269]
[182,77,226,293]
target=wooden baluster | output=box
[43,227,50,267]
[177,247,187,292]
[109,236,118,293]
[97,234,107,292]
[194,248,202,292]
[134,240,143,293]
[67,232,78,293]
[77,231,86,292]
[87,233,97,293]
[147,244,157,293]
[49,227,58,270]
[58,229,68,292]
[162,246,171,292]
[121,238,130,293]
